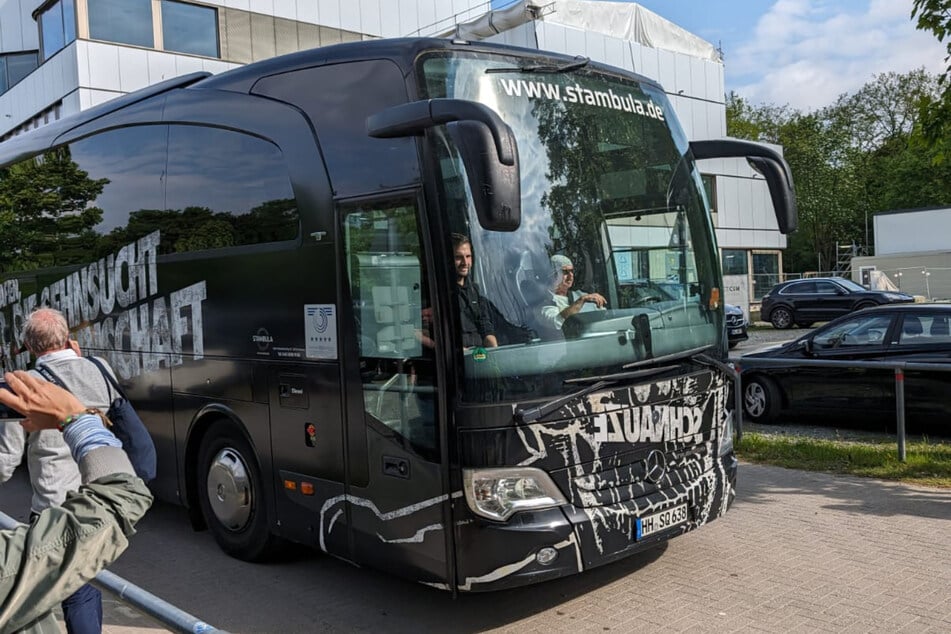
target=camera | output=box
[0,382,25,420]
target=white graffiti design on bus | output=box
[0,230,207,380]
[513,371,735,555]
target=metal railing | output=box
[0,510,224,633]
[734,357,951,461]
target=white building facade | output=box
[0,0,488,138]
[852,207,951,301]
[0,0,784,311]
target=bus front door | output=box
[338,198,450,586]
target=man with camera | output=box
[0,370,152,632]
[0,308,125,633]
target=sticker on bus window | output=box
[472,347,487,361]
[305,304,337,359]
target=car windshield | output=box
[813,314,893,348]
[420,52,721,402]
[835,278,867,292]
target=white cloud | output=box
[727,0,946,110]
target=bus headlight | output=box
[720,408,735,456]
[463,467,567,522]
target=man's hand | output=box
[0,371,85,432]
[558,292,609,323]
[577,293,607,308]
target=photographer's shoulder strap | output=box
[88,356,126,401]
[35,363,66,388]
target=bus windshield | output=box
[420,52,722,403]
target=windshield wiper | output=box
[486,56,590,75]
[691,349,738,379]
[513,377,614,425]
[621,344,714,371]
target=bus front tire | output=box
[197,421,278,562]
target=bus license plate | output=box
[636,504,688,540]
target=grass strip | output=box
[735,432,951,488]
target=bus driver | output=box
[539,254,607,332]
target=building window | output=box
[88,0,154,48]
[0,52,39,94]
[162,1,218,57]
[751,252,780,301]
[37,0,77,60]
[701,173,717,215]
[721,249,748,276]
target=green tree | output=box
[726,91,791,143]
[828,69,948,244]
[911,0,951,162]
[727,96,860,272]
[727,69,950,273]
[0,148,108,272]
[778,111,864,272]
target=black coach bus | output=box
[0,38,795,591]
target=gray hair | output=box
[551,254,573,275]
[23,308,70,356]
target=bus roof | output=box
[0,37,661,167]
[0,72,210,167]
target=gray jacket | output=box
[0,350,118,514]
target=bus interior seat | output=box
[514,252,562,340]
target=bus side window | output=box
[252,59,417,198]
[342,200,437,459]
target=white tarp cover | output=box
[455,1,538,40]
[545,0,720,61]
[455,0,720,62]
[868,270,900,292]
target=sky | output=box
[623,0,947,111]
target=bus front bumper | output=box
[454,452,737,591]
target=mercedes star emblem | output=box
[644,450,668,484]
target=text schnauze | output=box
[592,404,704,443]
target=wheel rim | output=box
[206,447,253,532]
[773,308,791,328]
[745,382,766,418]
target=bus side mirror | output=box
[445,120,520,232]
[367,98,521,232]
[690,138,798,234]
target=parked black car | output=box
[760,277,914,329]
[726,304,748,349]
[738,304,951,426]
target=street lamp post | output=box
[865,208,869,252]
[922,269,931,300]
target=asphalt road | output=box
[1,459,948,633]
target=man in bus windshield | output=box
[452,234,498,349]
[539,254,607,332]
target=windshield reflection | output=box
[421,53,721,402]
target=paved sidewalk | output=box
[1,463,948,633]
